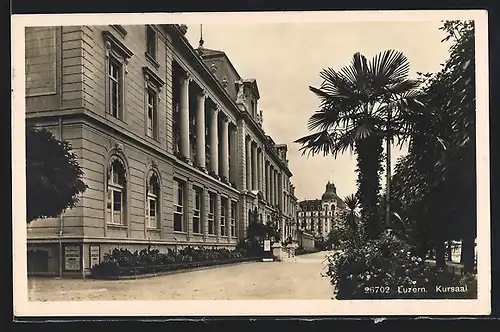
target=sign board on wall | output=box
[64,245,81,271]
[264,240,271,252]
[90,245,100,268]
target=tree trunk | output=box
[385,109,392,229]
[355,136,384,239]
[385,130,391,228]
[446,241,452,261]
[435,240,446,269]
[461,236,475,273]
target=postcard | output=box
[12,10,490,317]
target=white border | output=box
[12,10,490,317]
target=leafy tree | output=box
[390,20,476,272]
[295,50,424,239]
[26,126,87,223]
[237,208,281,256]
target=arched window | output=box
[324,205,329,211]
[107,158,126,225]
[331,204,335,211]
[146,172,160,229]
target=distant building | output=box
[25,24,296,277]
[297,182,347,239]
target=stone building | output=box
[25,24,296,277]
[297,182,346,239]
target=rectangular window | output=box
[208,193,215,235]
[108,58,122,119]
[230,201,236,237]
[146,89,156,138]
[173,179,184,232]
[106,187,123,225]
[193,187,202,234]
[146,26,157,59]
[147,194,157,228]
[220,198,227,236]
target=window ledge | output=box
[106,113,128,126]
[145,52,161,69]
[173,231,187,235]
[111,25,128,38]
[146,228,161,232]
[107,223,127,229]
[145,135,160,145]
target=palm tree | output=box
[295,50,424,238]
[344,194,359,234]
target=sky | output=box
[185,21,452,201]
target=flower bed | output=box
[91,246,261,279]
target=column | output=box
[221,117,229,179]
[196,91,206,169]
[179,74,191,159]
[269,166,274,205]
[265,162,269,200]
[230,126,237,182]
[252,144,258,190]
[246,138,252,190]
[262,157,266,199]
[274,170,280,206]
[210,106,219,175]
[258,149,263,192]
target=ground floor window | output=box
[193,186,202,234]
[220,197,227,236]
[173,179,185,232]
[146,194,157,228]
[107,159,126,225]
[208,192,215,235]
[230,201,236,237]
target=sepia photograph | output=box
[12,10,490,316]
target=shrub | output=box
[92,245,253,277]
[324,231,474,299]
[295,246,320,256]
[90,261,120,278]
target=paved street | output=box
[28,251,334,301]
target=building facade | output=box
[297,182,346,239]
[25,24,296,277]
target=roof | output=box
[298,182,348,209]
[196,47,242,81]
[321,181,337,200]
[242,78,260,99]
[196,47,225,57]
